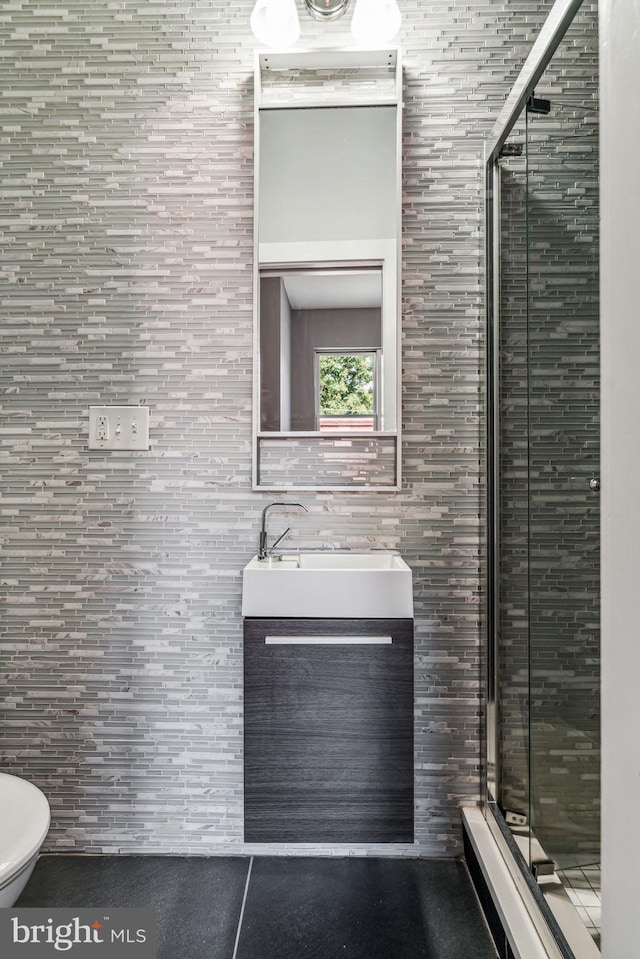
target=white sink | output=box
[241,551,413,618]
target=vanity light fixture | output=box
[305,0,351,21]
[249,0,401,47]
[250,0,301,48]
[350,0,401,46]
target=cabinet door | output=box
[244,617,413,843]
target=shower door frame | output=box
[483,1,587,955]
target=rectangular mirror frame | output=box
[252,48,403,491]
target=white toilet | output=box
[0,772,51,907]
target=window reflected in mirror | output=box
[316,351,379,432]
[259,265,383,433]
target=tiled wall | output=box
[1,1,552,856]
[498,3,600,862]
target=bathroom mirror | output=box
[253,50,402,490]
[259,264,397,433]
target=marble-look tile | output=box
[0,0,597,862]
[0,0,530,859]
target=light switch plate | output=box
[89,406,150,450]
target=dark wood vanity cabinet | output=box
[244,617,414,843]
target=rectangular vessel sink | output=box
[241,551,413,618]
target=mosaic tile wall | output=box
[1,0,553,856]
[497,2,600,863]
[257,435,398,489]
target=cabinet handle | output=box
[264,636,393,645]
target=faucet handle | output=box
[269,527,292,553]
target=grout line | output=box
[231,856,253,959]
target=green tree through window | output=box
[318,353,375,416]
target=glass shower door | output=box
[487,1,600,952]
[526,88,600,876]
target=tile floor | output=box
[556,862,601,950]
[16,855,499,959]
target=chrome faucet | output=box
[258,502,308,560]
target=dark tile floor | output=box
[17,855,498,959]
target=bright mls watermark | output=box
[0,909,156,957]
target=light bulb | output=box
[250,0,301,47]
[350,0,401,46]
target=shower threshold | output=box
[462,806,600,959]
[506,824,601,951]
